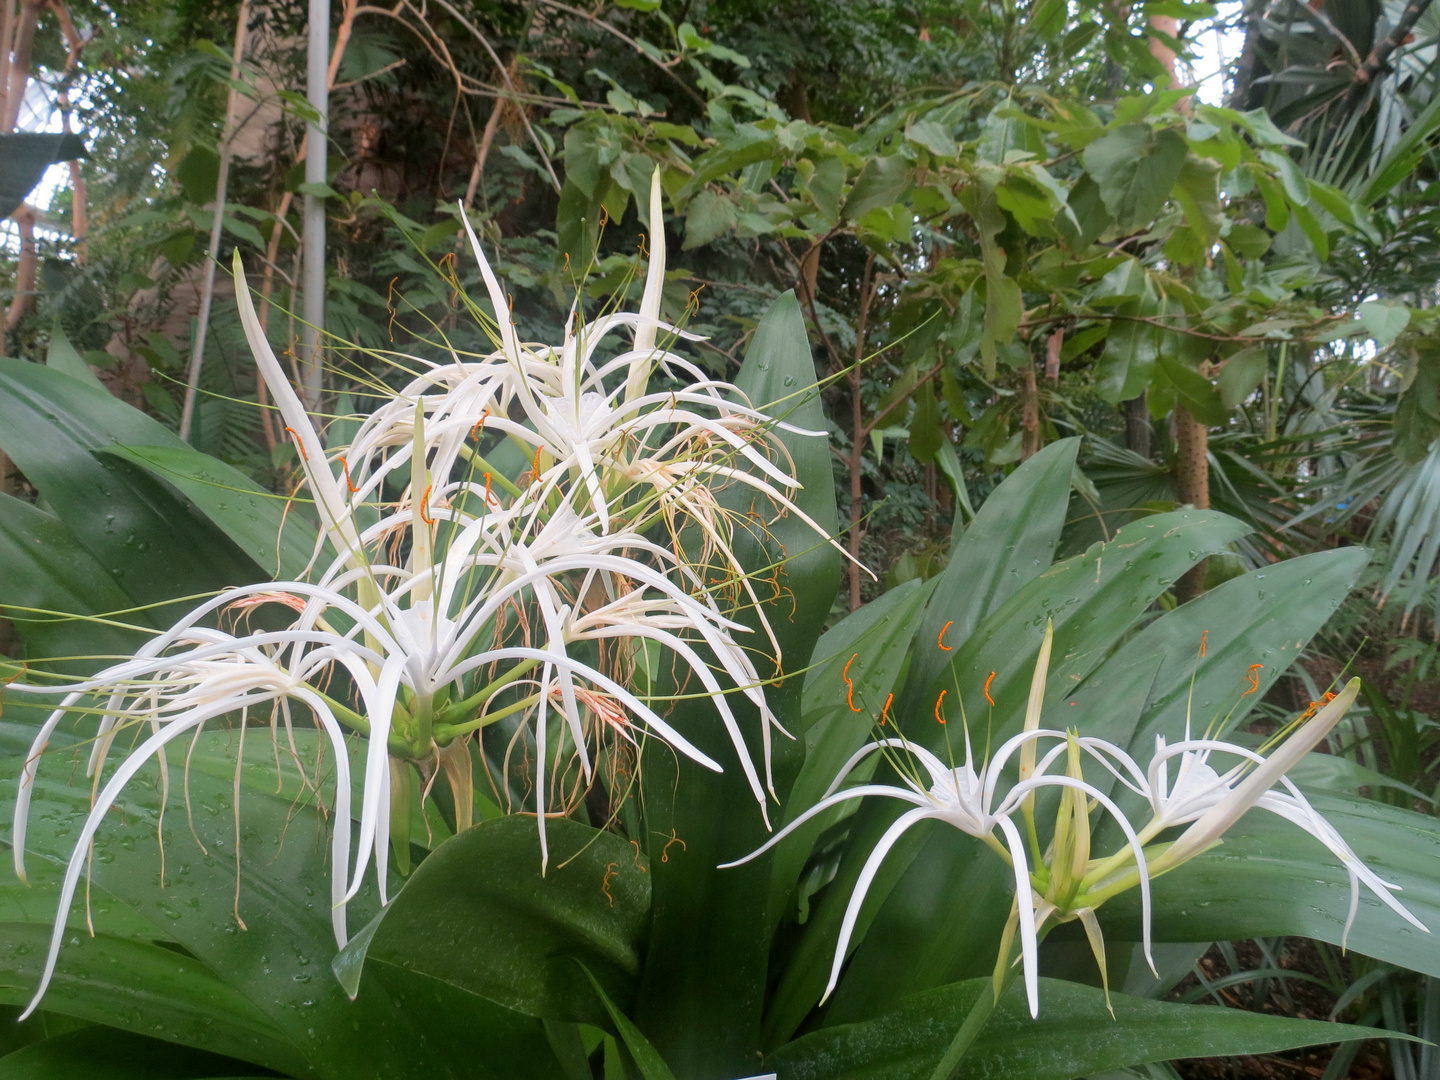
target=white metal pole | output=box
[300,0,329,411]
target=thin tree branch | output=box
[535,0,706,107]
[1347,0,1436,107]
[424,0,562,192]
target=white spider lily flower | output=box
[1130,679,1428,943]
[720,723,1152,1018]
[8,640,358,1021]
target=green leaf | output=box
[906,439,1079,706]
[0,495,148,672]
[1057,175,1115,250]
[1081,126,1187,228]
[733,291,842,677]
[679,126,776,198]
[768,579,937,926]
[908,389,943,462]
[346,817,650,1026]
[45,325,105,394]
[99,445,316,580]
[1096,312,1159,404]
[1260,149,1309,205]
[0,1027,268,1080]
[1172,156,1222,244]
[766,977,1390,1080]
[907,121,956,159]
[0,926,304,1076]
[1358,299,1410,346]
[1115,548,1366,757]
[0,361,265,622]
[0,724,566,1080]
[1157,356,1226,426]
[683,189,738,249]
[1217,346,1268,409]
[843,155,913,221]
[577,966,677,1080]
[1234,107,1307,148]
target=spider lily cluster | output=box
[8,173,840,1017]
[725,625,1428,1018]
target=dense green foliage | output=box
[3,1,1440,1077]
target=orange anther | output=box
[1241,663,1263,697]
[339,456,358,494]
[283,428,309,462]
[419,484,434,526]
[880,693,893,726]
[983,671,996,707]
[1199,630,1208,658]
[470,408,490,441]
[483,472,493,505]
[531,446,542,483]
[937,620,954,651]
[601,862,618,908]
[935,689,947,724]
[843,653,860,713]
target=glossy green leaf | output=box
[683,189,738,249]
[1217,346,1267,409]
[0,925,303,1076]
[100,445,316,580]
[0,360,264,619]
[1082,126,1187,228]
[843,155,913,220]
[766,977,1390,1080]
[0,722,565,1080]
[1157,357,1226,426]
[348,816,650,1026]
[0,496,149,671]
[1105,547,1368,753]
[45,325,105,394]
[907,438,1079,705]
[0,1027,265,1080]
[577,966,677,1080]
[769,579,937,925]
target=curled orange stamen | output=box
[283,427,309,462]
[1241,663,1263,697]
[483,472,493,506]
[1199,630,1208,658]
[880,693,893,726]
[660,830,685,863]
[983,671,996,707]
[419,484,434,526]
[531,446,543,483]
[339,456,358,493]
[935,689,947,724]
[470,408,490,441]
[937,620,954,651]
[842,653,860,713]
[601,862,618,908]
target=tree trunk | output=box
[1124,394,1151,459]
[1173,403,1210,602]
[1020,362,1040,460]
